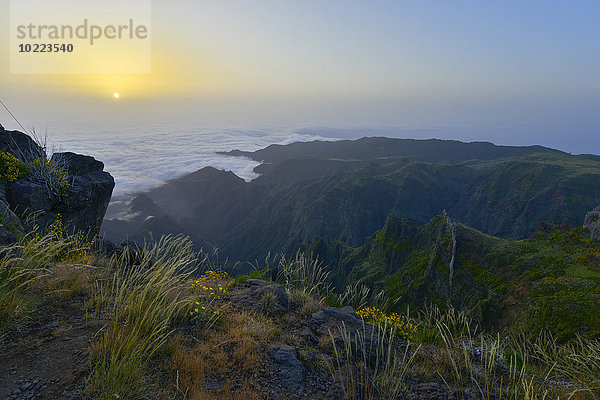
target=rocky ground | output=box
[0,276,477,400]
[0,296,98,400]
[169,278,466,400]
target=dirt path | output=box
[0,297,98,400]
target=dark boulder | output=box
[309,306,366,336]
[57,153,115,236]
[268,343,305,392]
[0,128,44,163]
[7,181,55,212]
[231,279,290,313]
[292,327,318,345]
[51,152,105,176]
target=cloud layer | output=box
[50,127,334,198]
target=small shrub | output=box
[232,268,268,286]
[258,291,279,316]
[189,269,229,328]
[0,152,29,182]
[324,293,342,308]
[356,307,418,341]
[191,270,228,299]
[28,157,71,198]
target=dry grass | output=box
[45,263,97,299]
[171,307,275,399]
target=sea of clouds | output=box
[48,126,336,198]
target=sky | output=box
[1,1,600,154]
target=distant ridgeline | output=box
[102,137,600,338]
[0,126,114,244]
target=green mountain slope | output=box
[311,213,600,339]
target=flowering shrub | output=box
[0,152,29,182]
[356,307,418,341]
[189,270,229,319]
[191,270,229,299]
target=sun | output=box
[113,92,120,99]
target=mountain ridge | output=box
[103,137,600,265]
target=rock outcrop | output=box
[584,206,600,240]
[231,279,290,313]
[1,127,114,238]
[0,129,45,163]
[267,343,305,392]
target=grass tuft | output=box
[87,235,197,399]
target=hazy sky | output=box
[1,1,600,153]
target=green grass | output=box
[88,235,197,399]
[329,321,421,400]
[329,304,600,399]
[275,252,332,297]
[0,227,92,335]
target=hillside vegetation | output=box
[311,212,600,341]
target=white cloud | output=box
[49,127,335,197]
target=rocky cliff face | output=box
[584,206,600,240]
[0,127,114,240]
